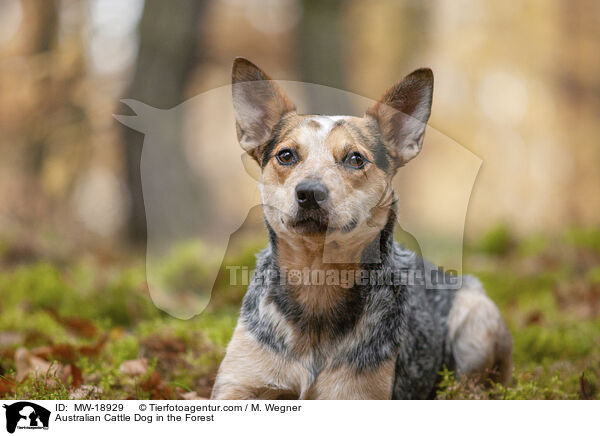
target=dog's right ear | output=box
[232,58,296,162]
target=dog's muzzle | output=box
[295,180,328,210]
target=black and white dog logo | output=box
[3,402,50,433]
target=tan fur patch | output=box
[305,119,322,130]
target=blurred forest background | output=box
[0,0,599,400]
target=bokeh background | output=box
[0,0,599,400]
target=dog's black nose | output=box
[296,180,328,209]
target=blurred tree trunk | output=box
[122,0,207,244]
[297,0,351,113]
[17,0,58,174]
[18,0,58,54]
[298,0,346,88]
[556,0,600,222]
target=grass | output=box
[0,225,599,399]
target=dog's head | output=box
[232,58,433,245]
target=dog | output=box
[211,58,512,399]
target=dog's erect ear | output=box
[367,68,433,166]
[231,58,296,161]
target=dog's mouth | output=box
[289,211,330,234]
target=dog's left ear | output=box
[367,68,433,166]
[231,57,296,161]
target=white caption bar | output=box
[0,400,594,436]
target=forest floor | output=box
[0,224,599,400]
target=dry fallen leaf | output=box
[0,376,16,395]
[141,334,187,372]
[30,337,107,363]
[70,384,103,400]
[579,372,597,400]
[524,309,543,326]
[79,335,108,356]
[119,358,148,376]
[14,347,83,387]
[64,363,83,388]
[179,391,208,400]
[0,332,24,347]
[140,371,173,400]
[47,309,98,339]
[15,347,54,383]
[32,344,76,362]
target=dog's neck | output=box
[266,207,397,314]
[262,209,396,353]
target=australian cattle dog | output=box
[211,58,512,399]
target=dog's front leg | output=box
[211,323,300,399]
[210,383,256,400]
[211,324,268,399]
[312,360,396,400]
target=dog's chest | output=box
[247,297,398,399]
[260,331,393,399]
[240,249,414,398]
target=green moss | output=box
[154,241,219,296]
[191,310,237,348]
[564,227,600,254]
[0,309,69,345]
[210,239,267,309]
[2,225,600,399]
[105,335,140,365]
[436,368,576,400]
[477,223,513,256]
[586,266,600,284]
[134,308,236,351]
[516,234,550,257]
[0,263,79,312]
[0,261,158,327]
[492,374,574,400]
[514,322,599,365]
[96,267,159,327]
[14,374,71,400]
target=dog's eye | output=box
[276,149,297,165]
[344,152,367,169]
